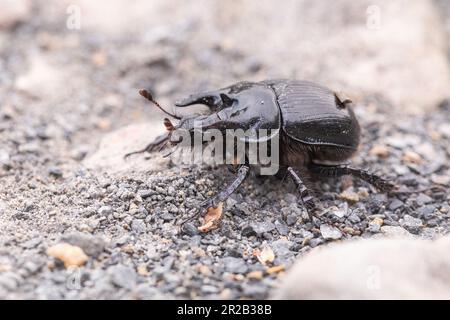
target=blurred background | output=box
[1,0,449,143]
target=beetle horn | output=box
[177,113,222,131]
[175,91,224,110]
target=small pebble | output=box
[109,265,137,290]
[223,257,248,274]
[47,243,88,268]
[402,151,422,164]
[182,223,199,236]
[274,219,289,236]
[286,214,298,226]
[380,226,411,237]
[416,194,432,206]
[369,145,390,157]
[252,221,276,235]
[389,199,404,211]
[48,167,63,178]
[400,215,423,234]
[98,206,112,215]
[320,224,342,240]
[340,190,359,203]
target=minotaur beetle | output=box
[126,79,393,221]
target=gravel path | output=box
[0,0,449,299]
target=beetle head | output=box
[175,82,281,138]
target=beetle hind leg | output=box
[287,167,317,217]
[309,164,394,192]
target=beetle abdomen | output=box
[264,80,360,152]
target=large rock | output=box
[272,237,450,299]
[83,122,169,176]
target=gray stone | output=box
[182,223,199,236]
[223,257,248,274]
[320,224,342,240]
[416,194,433,206]
[98,205,113,215]
[250,221,276,236]
[61,232,108,257]
[243,285,267,299]
[160,212,175,222]
[226,197,238,208]
[138,189,154,198]
[400,215,423,234]
[418,205,437,220]
[0,149,11,167]
[389,199,404,211]
[286,214,298,226]
[274,219,289,236]
[201,285,219,294]
[438,123,450,139]
[22,261,42,275]
[20,237,42,249]
[241,225,257,237]
[112,235,129,247]
[48,167,63,178]
[0,272,21,291]
[309,238,324,248]
[131,219,147,234]
[109,265,137,290]
[330,203,348,218]
[271,239,293,263]
[381,226,412,237]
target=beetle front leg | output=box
[287,167,316,217]
[309,164,394,192]
[202,165,250,210]
[124,132,170,158]
[181,165,250,227]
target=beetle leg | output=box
[203,165,250,208]
[226,164,238,174]
[180,165,250,227]
[124,132,170,158]
[287,167,316,217]
[309,164,394,192]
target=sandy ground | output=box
[0,0,449,299]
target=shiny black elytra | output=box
[127,79,392,221]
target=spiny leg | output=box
[204,165,250,208]
[289,167,352,236]
[287,167,316,217]
[181,165,250,226]
[309,164,394,192]
[124,132,170,158]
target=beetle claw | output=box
[200,198,218,211]
[178,200,212,230]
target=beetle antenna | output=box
[139,89,182,120]
[163,118,175,131]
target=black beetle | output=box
[127,79,392,220]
